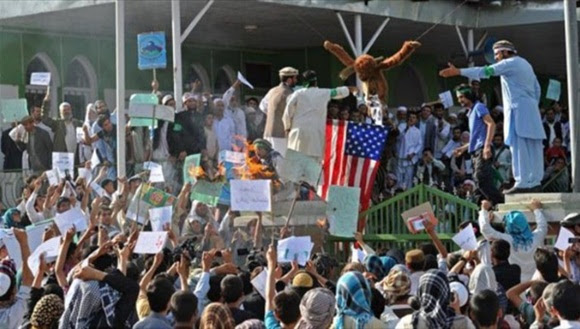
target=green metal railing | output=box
[326,184,479,262]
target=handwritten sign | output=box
[250,268,267,298]
[144,161,164,183]
[28,236,61,277]
[326,186,360,237]
[134,231,168,254]
[1,99,28,123]
[277,236,314,266]
[231,179,272,212]
[54,207,88,234]
[546,79,561,101]
[190,180,224,206]
[218,150,246,164]
[52,152,75,180]
[452,223,478,251]
[278,149,321,186]
[439,91,454,109]
[237,71,254,90]
[555,227,575,251]
[183,154,201,185]
[44,169,59,186]
[30,72,51,86]
[138,32,167,70]
[148,206,172,232]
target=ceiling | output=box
[0,0,571,76]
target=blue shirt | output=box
[468,101,490,153]
[133,312,173,329]
[265,310,282,329]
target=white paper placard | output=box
[54,208,88,234]
[30,72,51,86]
[237,71,254,90]
[45,169,59,186]
[250,268,268,298]
[144,161,165,183]
[134,231,168,254]
[76,127,84,143]
[555,227,575,251]
[90,181,108,198]
[28,236,61,277]
[52,152,75,180]
[230,179,272,212]
[218,150,246,164]
[277,236,314,266]
[78,168,92,183]
[452,223,478,251]
[351,245,366,263]
[90,150,100,170]
[439,91,454,109]
[26,221,54,253]
[128,103,175,122]
[1,229,22,269]
[148,206,172,232]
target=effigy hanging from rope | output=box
[323,40,421,125]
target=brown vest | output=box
[263,83,293,138]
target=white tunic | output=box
[396,125,422,165]
[283,86,349,158]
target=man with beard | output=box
[245,97,265,141]
[41,100,82,155]
[171,93,207,160]
[452,84,503,205]
[260,67,299,154]
[432,103,450,160]
[492,133,512,188]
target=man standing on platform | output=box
[440,40,545,194]
[452,84,504,205]
[260,67,299,154]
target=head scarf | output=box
[390,264,410,275]
[1,208,23,229]
[188,201,217,229]
[235,319,265,329]
[503,211,533,251]
[380,256,397,275]
[200,302,236,329]
[381,269,411,304]
[363,255,385,281]
[296,288,336,329]
[334,271,373,329]
[412,269,457,329]
[253,139,273,152]
[468,264,497,294]
[30,294,64,328]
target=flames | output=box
[191,163,226,182]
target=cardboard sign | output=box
[52,152,75,180]
[401,202,438,234]
[237,71,254,90]
[54,207,88,234]
[183,154,201,185]
[190,180,224,206]
[137,32,167,70]
[134,231,168,254]
[230,179,272,212]
[546,79,561,101]
[30,72,51,86]
[326,186,360,237]
[439,91,454,109]
[148,206,172,232]
[278,149,321,186]
[28,236,61,277]
[452,223,478,251]
[1,99,28,123]
[277,236,314,266]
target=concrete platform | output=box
[496,193,580,222]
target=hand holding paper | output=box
[452,223,478,251]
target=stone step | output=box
[496,193,580,222]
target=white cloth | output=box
[264,137,287,157]
[479,209,548,282]
[554,320,580,329]
[396,125,422,189]
[25,191,45,224]
[64,121,77,153]
[409,271,424,296]
[546,121,557,146]
[434,119,450,159]
[204,126,219,161]
[213,115,235,152]
[441,139,461,158]
[283,86,349,158]
[0,285,30,329]
[152,121,170,161]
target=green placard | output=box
[190,180,224,206]
[183,154,201,185]
[1,99,28,123]
[129,117,158,128]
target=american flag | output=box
[321,119,388,216]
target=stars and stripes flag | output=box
[320,119,388,219]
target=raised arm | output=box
[55,227,76,288]
[14,229,33,287]
[478,200,513,242]
[265,244,277,312]
[378,40,421,70]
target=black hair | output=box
[534,248,559,283]
[220,274,244,303]
[97,113,110,128]
[458,220,481,239]
[407,259,425,272]
[238,271,253,296]
[470,289,500,327]
[207,274,224,302]
[552,280,580,320]
[246,97,259,104]
[171,290,198,323]
[421,148,433,156]
[100,178,114,189]
[455,83,478,103]
[370,287,386,319]
[423,254,438,271]
[312,253,339,278]
[147,277,176,313]
[302,70,318,87]
[56,197,71,209]
[273,290,301,325]
[529,281,548,304]
[491,239,511,262]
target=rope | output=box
[292,11,327,41]
[414,0,469,42]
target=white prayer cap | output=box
[463,179,476,188]
[494,105,504,113]
[245,106,256,114]
[450,281,469,307]
[182,92,195,103]
[59,102,71,110]
[0,272,10,296]
[388,112,394,119]
[279,66,299,77]
[448,113,458,119]
[397,106,407,113]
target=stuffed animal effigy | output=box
[323,40,421,125]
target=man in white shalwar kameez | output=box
[440,40,545,193]
[212,98,236,152]
[282,70,353,161]
[221,80,248,148]
[396,112,423,189]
